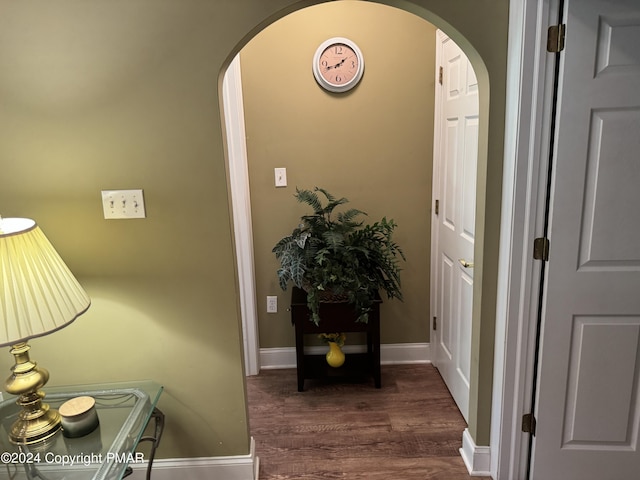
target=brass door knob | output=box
[458,259,474,268]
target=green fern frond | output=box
[295,188,323,214]
[322,230,345,249]
[336,208,366,226]
[313,187,336,203]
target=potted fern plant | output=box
[273,187,405,325]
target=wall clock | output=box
[312,37,364,93]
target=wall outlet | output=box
[267,295,278,313]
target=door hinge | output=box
[435,199,439,215]
[547,24,566,53]
[433,316,437,331]
[522,413,537,435]
[533,237,550,261]
[438,66,443,85]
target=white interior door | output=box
[431,30,479,422]
[531,0,640,477]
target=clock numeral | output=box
[334,45,344,54]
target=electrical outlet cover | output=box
[267,295,278,313]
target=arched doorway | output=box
[221,0,498,475]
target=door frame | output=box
[491,0,559,477]
[430,27,444,371]
[223,55,260,376]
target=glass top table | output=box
[0,380,163,480]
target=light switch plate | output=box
[101,189,146,219]
[274,168,287,187]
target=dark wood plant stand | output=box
[290,287,382,392]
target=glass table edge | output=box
[0,380,163,480]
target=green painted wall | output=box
[0,0,507,458]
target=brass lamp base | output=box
[5,343,61,445]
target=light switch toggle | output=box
[101,189,146,219]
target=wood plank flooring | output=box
[247,363,491,479]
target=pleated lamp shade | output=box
[0,218,91,347]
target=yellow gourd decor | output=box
[326,341,345,368]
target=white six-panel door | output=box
[531,0,640,477]
[431,31,479,422]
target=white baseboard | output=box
[126,437,259,480]
[460,428,491,477]
[259,342,430,370]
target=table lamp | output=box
[0,217,91,444]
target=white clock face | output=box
[312,37,364,93]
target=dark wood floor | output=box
[247,363,491,479]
